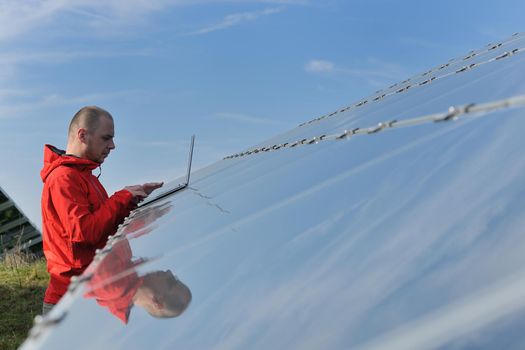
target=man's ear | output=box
[77,128,88,143]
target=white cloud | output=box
[187,7,284,35]
[305,58,407,79]
[0,90,140,119]
[0,1,305,42]
[0,47,151,119]
[0,1,306,122]
[304,59,336,73]
[0,49,151,66]
[0,0,175,42]
[0,88,29,102]
[0,0,64,41]
[305,57,410,88]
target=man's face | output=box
[85,116,115,164]
[148,270,191,311]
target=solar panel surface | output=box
[20,33,525,350]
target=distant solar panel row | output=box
[0,186,42,255]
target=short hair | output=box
[146,280,192,319]
[68,106,113,138]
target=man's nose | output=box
[109,139,115,150]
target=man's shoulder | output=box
[45,165,87,186]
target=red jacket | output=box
[41,144,135,304]
[84,239,144,324]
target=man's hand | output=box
[124,182,163,204]
[142,182,164,195]
[125,185,148,204]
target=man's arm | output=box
[48,174,162,246]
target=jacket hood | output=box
[41,144,100,182]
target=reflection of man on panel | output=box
[40,106,163,314]
[84,238,192,323]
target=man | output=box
[40,106,163,314]
[84,237,192,324]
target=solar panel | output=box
[0,186,42,254]
[20,32,525,350]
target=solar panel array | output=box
[21,32,525,350]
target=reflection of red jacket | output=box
[84,239,144,324]
[41,145,135,304]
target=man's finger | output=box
[142,182,164,195]
[135,189,148,198]
[144,182,163,188]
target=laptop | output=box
[139,135,195,207]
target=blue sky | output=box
[0,0,523,226]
